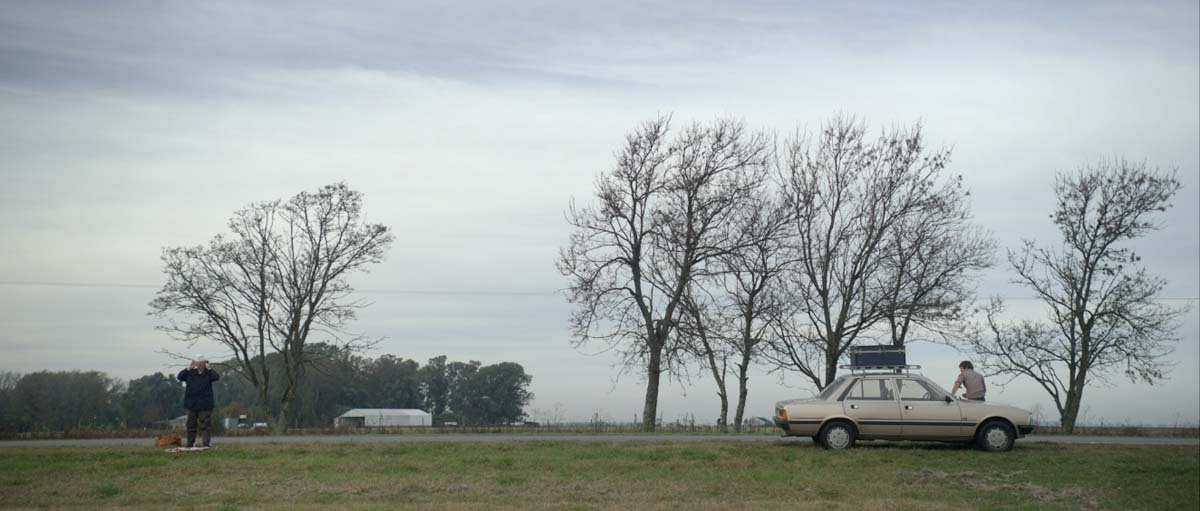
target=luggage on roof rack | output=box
[848,344,906,368]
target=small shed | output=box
[223,415,250,430]
[335,409,432,428]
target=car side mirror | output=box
[944,395,953,403]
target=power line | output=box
[0,280,558,297]
[0,280,157,289]
[0,280,1197,301]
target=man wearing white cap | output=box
[176,354,220,448]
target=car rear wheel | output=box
[976,421,1015,452]
[819,421,856,450]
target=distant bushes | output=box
[0,345,534,434]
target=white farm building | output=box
[335,409,432,428]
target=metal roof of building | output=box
[337,408,431,417]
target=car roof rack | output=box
[839,364,922,375]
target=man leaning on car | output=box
[951,360,986,401]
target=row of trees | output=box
[0,370,177,433]
[215,346,533,428]
[0,349,533,433]
[561,115,1184,433]
[135,135,1182,436]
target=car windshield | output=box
[816,376,849,400]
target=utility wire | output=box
[0,280,558,297]
[0,280,1197,301]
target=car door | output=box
[841,377,902,438]
[895,378,965,439]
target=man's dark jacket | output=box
[176,368,221,411]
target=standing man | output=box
[177,354,220,448]
[950,360,986,401]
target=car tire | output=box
[976,421,1015,452]
[818,421,857,450]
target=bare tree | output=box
[765,117,957,389]
[723,196,793,431]
[559,116,771,431]
[967,160,1185,433]
[880,179,995,347]
[677,284,733,432]
[545,402,568,426]
[679,192,793,431]
[150,183,394,432]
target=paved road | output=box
[1,434,1196,448]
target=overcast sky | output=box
[1,0,1197,426]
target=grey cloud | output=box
[6,1,1192,96]
[0,0,1196,426]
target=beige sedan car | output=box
[773,373,1034,451]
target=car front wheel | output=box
[976,421,1015,452]
[819,421,857,450]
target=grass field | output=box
[3,421,1197,441]
[1,441,1197,510]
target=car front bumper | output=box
[1018,425,1035,437]
[773,416,789,432]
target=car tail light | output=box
[776,408,788,421]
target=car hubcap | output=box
[828,428,850,448]
[986,428,1009,449]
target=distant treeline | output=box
[0,344,532,433]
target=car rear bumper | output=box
[1018,425,1035,437]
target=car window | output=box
[817,376,849,400]
[896,379,941,401]
[843,378,894,401]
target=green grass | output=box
[0,441,1196,510]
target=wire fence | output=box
[4,419,1198,441]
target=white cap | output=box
[194,354,208,362]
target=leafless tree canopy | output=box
[880,176,995,346]
[765,117,982,389]
[150,183,394,432]
[966,160,1185,432]
[558,116,771,431]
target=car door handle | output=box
[904,405,913,410]
[850,404,859,409]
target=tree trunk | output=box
[729,369,748,434]
[256,386,271,432]
[707,360,728,433]
[733,353,752,432]
[642,343,663,432]
[275,380,298,435]
[717,391,729,433]
[274,398,292,435]
[699,335,729,433]
[823,337,841,388]
[1060,385,1086,434]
